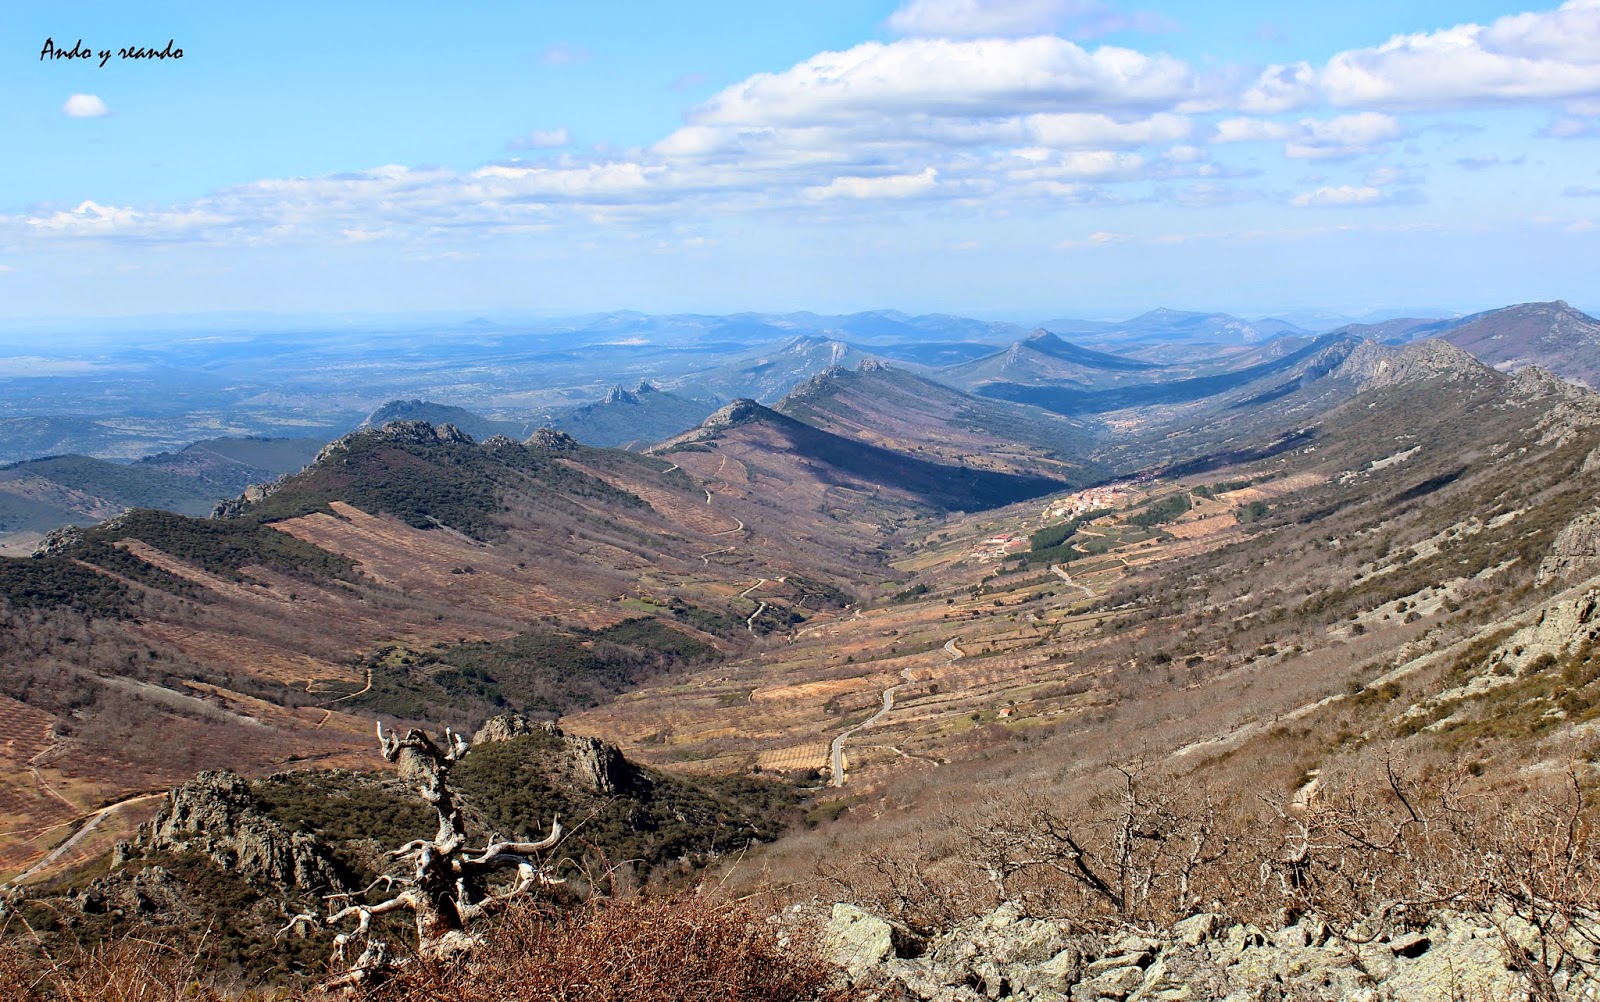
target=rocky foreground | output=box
[817,901,1588,1002]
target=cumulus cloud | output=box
[1240,63,1317,113]
[1284,113,1404,158]
[63,94,108,118]
[1213,113,1402,158]
[1244,0,1600,112]
[1213,117,1296,143]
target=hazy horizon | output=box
[6,0,1599,321]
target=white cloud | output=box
[1240,63,1317,113]
[804,167,938,200]
[1284,113,1404,159]
[1292,185,1381,207]
[63,94,108,118]
[1250,0,1600,112]
[1026,111,1190,147]
[1213,117,1296,143]
[682,37,1205,130]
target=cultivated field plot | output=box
[1216,471,1327,504]
[755,743,830,773]
[0,696,75,876]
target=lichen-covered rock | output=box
[827,903,899,976]
[821,903,1548,1002]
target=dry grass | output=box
[348,896,852,1002]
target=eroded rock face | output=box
[33,525,84,555]
[210,479,282,519]
[1538,512,1600,586]
[125,771,345,893]
[473,713,633,795]
[527,427,579,451]
[820,903,1547,1002]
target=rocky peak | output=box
[33,525,85,555]
[1335,338,1492,391]
[634,380,658,395]
[702,398,767,429]
[120,771,345,892]
[526,427,579,452]
[603,384,637,406]
[473,713,635,795]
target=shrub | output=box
[350,895,855,1002]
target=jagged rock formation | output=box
[32,524,84,555]
[210,478,283,519]
[823,901,1550,1001]
[474,714,633,795]
[526,427,579,451]
[701,398,767,430]
[1334,338,1492,392]
[119,771,346,892]
[1539,512,1600,585]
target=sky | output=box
[4,0,1599,323]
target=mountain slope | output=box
[653,399,1067,516]
[362,399,534,441]
[942,330,1159,391]
[777,361,1101,482]
[669,336,890,404]
[0,438,323,554]
[550,382,716,449]
[1434,300,1600,386]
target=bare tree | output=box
[282,721,562,989]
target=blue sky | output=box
[4,0,1599,322]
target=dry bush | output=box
[337,893,856,1002]
[0,936,244,1002]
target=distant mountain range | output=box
[0,436,322,554]
[549,382,716,449]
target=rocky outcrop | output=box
[1539,512,1600,585]
[702,398,767,429]
[473,713,635,795]
[32,525,84,555]
[526,427,579,452]
[823,902,1552,1001]
[120,771,346,893]
[1335,339,1494,392]
[210,478,284,519]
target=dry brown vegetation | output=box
[0,896,852,1002]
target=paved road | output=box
[943,637,965,659]
[2,792,166,888]
[828,666,916,788]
